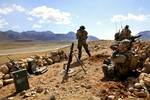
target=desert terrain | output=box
[0,40,150,100]
[0,41,71,65]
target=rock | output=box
[20,91,26,96]
[88,96,100,100]
[95,89,107,97]
[3,74,10,80]
[0,79,3,88]
[0,72,4,79]
[31,91,37,95]
[24,92,32,98]
[46,58,53,65]
[3,79,14,85]
[139,73,150,87]
[51,55,60,63]
[107,95,115,100]
[134,91,147,98]
[85,85,92,89]
[43,60,48,66]
[51,51,58,56]
[37,59,43,67]
[34,55,41,59]
[26,58,34,62]
[75,85,80,89]
[44,89,50,94]
[20,63,27,69]
[134,83,142,89]
[36,86,44,93]
[6,62,13,69]
[0,64,9,74]
[8,97,14,100]
[49,95,56,100]
[81,83,86,88]
[128,87,134,92]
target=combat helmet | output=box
[120,39,131,49]
[80,25,85,30]
[125,25,129,29]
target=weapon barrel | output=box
[62,43,74,83]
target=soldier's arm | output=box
[76,30,79,39]
[85,31,88,39]
[111,54,127,63]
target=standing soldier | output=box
[120,25,132,40]
[76,25,91,60]
[111,25,132,50]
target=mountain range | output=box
[138,31,150,41]
[0,30,99,42]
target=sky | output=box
[0,0,150,39]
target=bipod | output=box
[73,54,87,74]
[61,43,87,83]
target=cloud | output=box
[29,6,72,25]
[0,7,13,15]
[32,24,42,28]
[38,20,45,24]
[12,4,25,12]
[96,21,102,25]
[0,18,8,28]
[111,13,150,22]
[12,25,21,29]
[0,4,25,15]
[27,17,33,21]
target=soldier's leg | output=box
[78,43,82,60]
[83,42,91,57]
[102,64,115,79]
[102,64,109,78]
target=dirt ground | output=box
[0,41,71,65]
[0,40,148,100]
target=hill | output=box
[138,31,150,41]
[0,30,99,41]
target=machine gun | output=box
[130,35,142,43]
[128,35,142,50]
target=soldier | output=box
[76,25,91,60]
[102,39,134,81]
[111,25,134,51]
[120,25,132,40]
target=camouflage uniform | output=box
[120,25,131,40]
[103,39,135,80]
[110,25,131,51]
[76,26,91,60]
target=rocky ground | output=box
[0,40,150,100]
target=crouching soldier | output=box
[102,39,137,81]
